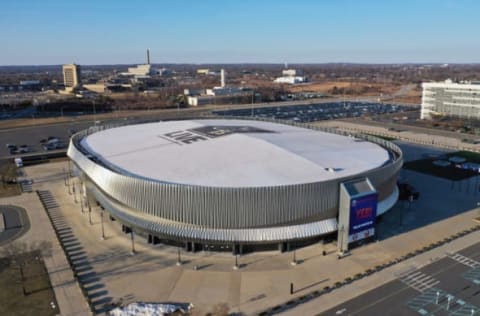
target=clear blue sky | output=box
[1,0,479,65]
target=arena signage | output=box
[348,193,377,243]
[161,125,274,145]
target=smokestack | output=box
[147,49,150,65]
[221,69,225,87]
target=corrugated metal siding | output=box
[68,117,402,242]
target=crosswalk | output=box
[448,253,480,269]
[399,271,439,293]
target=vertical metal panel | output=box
[68,117,403,233]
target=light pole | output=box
[72,182,77,203]
[436,291,440,304]
[93,100,97,126]
[291,249,297,266]
[100,210,105,240]
[130,230,136,255]
[233,254,239,270]
[176,248,182,266]
[88,203,92,225]
[251,90,254,117]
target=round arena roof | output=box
[80,119,390,187]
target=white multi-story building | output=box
[274,68,306,84]
[421,80,480,120]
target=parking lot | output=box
[214,101,417,123]
[322,241,480,316]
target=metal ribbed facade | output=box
[68,117,402,244]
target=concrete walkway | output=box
[0,192,91,316]
[14,159,478,315]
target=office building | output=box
[63,64,81,92]
[421,80,480,120]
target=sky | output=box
[1,0,480,65]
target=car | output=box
[5,143,16,149]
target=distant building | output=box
[274,68,306,84]
[274,76,306,84]
[421,79,480,120]
[282,69,303,77]
[63,64,81,92]
[197,69,210,75]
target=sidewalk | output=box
[0,187,91,315]
[15,160,480,316]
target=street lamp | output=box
[130,230,136,255]
[176,248,182,266]
[100,210,105,240]
[72,182,77,203]
[251,90,255,117]
[93,100,97,126]
[233,254,239,270]
[291,249,297,266]
[88,203,92,225]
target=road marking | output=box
[449,253,480,268]
[400,271,439,293]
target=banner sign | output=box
[348,193,377,243]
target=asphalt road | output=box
[0,109,208,157]
[321,242,480,316]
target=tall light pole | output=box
[100,210,105,240]
[93,100,97,126]
[72,182,77,203]
[88,203,92,225]
[233,254,239,270]
[291,248,297,266]
[130,230,136,255]
[251,90,254,117]
[176,248,182,266]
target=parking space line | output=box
[449,253,480,268]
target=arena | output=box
[67,118,403,253]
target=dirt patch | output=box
[0,253,59,315]
[0,159,20,198]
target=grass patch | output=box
[0,252,58,316]
[364,133,397,141]
[403,158,478,180]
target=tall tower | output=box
[220,69,226,87]
[147,49,150,65]
[62,64,81,92]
